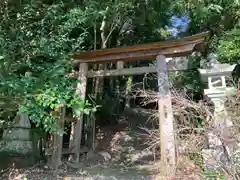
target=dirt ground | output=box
[1,108,160,180]
[2,163,154,180]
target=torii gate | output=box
[71,32,209,174]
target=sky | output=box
[167,15,190,36]
[164,15,190,62]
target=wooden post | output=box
[156,54,176,176]
[68,121,75,161]
[50,107,65,169]
[116,61,124,92]
[117,61,124,69]
[116,61,124,107]
[73,62,88,162]
[125,75,133,108]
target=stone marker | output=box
[0,113,32,155]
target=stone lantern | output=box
[198,53,237,172]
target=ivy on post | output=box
[156,54,176,176]
[73,62,88,162]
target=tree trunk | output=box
[94,7,109,101]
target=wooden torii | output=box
[71,32,209,173]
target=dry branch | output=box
[133,79,240,179]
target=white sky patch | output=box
[166,57,173,62]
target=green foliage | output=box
[17,63,97,133]
[172,0,240,34]
[217,24,240,64]
[20,93,95,133]
[169,55,204,96]
[172,0,240,66]
[188,152,204,169]
[0,1,96,133]
[204,172,225,180]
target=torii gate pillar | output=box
[157,54,176,175]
